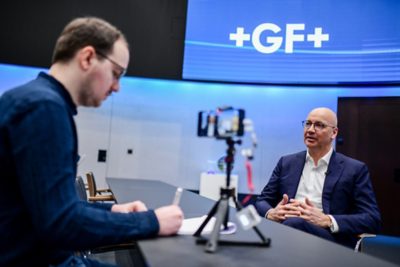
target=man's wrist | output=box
[326,215,333,229]
[265,209,271,219]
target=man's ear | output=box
[77,46,96,71]
[331,127,339,140]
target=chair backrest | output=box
[86,172,97,197]
[75,176,88,201]
[360,235,400,265]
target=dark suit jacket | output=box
[255,151,381,246]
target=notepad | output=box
[178,215,236,235]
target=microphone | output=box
[325,170,331,176]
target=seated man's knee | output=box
[282,217,334,242]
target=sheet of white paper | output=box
[178,215,236,235]
[178,215,215,235]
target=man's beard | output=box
[78,87,100,107]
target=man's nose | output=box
[307,123,316,132]
[111,80,120,92]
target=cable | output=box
[240,118,257,205]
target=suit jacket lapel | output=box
[322,151,344,213]
[287,152,306,199]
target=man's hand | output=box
[267,194,301,222]
[111,201,148,213]
[296,198,331,228]
[155,205,184,236]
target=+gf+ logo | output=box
[229,23,329,54]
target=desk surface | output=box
[107,177,397,267]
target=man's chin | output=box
[93,99,103,107]
[304,141,316,148]
[92,96,106,107]
[81,99,102,108]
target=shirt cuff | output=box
[328,215,339,233]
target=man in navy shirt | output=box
[0,17,183,266]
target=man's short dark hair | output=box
[52,17,128,63]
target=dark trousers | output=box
[282,217,357,248]
[282,217,335,242]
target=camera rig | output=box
[197,107,245,139]
[194,107,270,253]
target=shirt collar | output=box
[38,72,77,116]
[306,147,334,167]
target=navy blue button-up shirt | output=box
[0,72,159,266]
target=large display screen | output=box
[183,0,400,84]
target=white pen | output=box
[172,187,183,205]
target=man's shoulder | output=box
[1,75,64,109]
[0,76,66,125]
[276,151,306,166]
[4,76,61,102]
[281,151,307,160]
[333,151,366,167]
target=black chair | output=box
[74,176,140,266]
[75,176,88,201]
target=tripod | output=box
[193,138,270,253]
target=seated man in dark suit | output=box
[255,107,381,248]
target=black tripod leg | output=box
[252,225,270,244]
[223,203,229,229]
[232,195,243,210]
[222,193,235,229]
[205,198,229,253]
[193,200,220,237]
